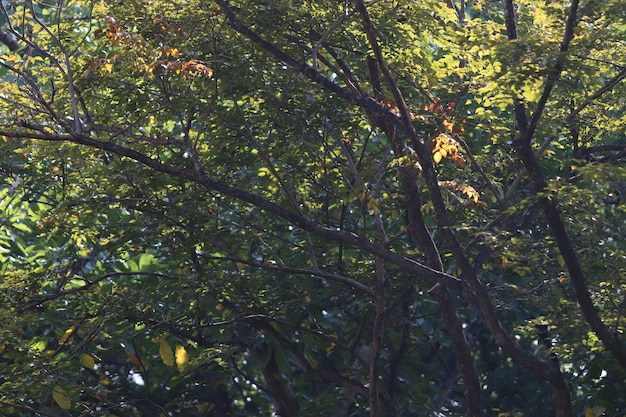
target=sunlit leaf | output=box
[59,327,75,344]
[175,345,188,372]
[159,339,175,367]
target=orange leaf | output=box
[126,351,142,368]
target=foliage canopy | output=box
[0,0,625,416]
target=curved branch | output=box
[354,3,572,415]
[353,3,483,416]
[513,141,626,368]
[210,255,377,297]
[505,0,626,368]
[213,0,401,131]
[0,128,463,291]
[523,0,580,142]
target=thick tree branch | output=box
[524,0,579,142]
[502,0,530,133]
[354,2,484,415]
[501,3,610,412]
[355,3,573,415]
[0,29,21,51]
[368,257,385,417]
[215,0,382,116]
[0,128,463,292]
[364,38,484,417]
[512,142,626,368]
[504,0,626,368]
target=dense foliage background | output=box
[0,0,624,416]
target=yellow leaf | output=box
[459,184,480,203]
[443,119,455,132]
[52,385,72,410]
[5,53,20,63]
[433,151,442,163]
[175,345,188,372]
[100,62,113,75]
[159,339,175,366]
[164,47,180,58]
[59,327,75,344]
[80,353,95,369]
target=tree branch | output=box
[0,128,463,292]
[505,0,626,369]
[566,67,626,123]
[0,29,21,51]
[369,257,385,417]
[354,4,572,413]
[0,401,61,417]
[523,0,580,142]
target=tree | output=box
[0,0,625,416]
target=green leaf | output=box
[29,336,48,352]
[80,353,96,369]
